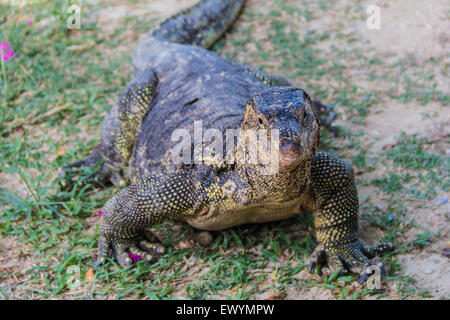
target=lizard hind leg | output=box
[101,68,158,171]
[61,68,157,188]
[60,144,125,188]
[312,100,338,136]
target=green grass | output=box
[0,0,448,300]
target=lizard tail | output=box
[150,0,246,49]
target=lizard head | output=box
[242,86,320,173]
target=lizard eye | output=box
[302,111,310,126]
[258,117,264,125]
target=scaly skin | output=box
[64,0,393,280]
[308,153,392,278]
[151,0,246,49]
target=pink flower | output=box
[0,42,10,51]
[2,49,14,61]
[129,252,143,263]
[98,210,103,217]
[0,42,14,61]
[28,20,33,26]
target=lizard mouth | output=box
[280,154,300,166]
[278,143,303,170]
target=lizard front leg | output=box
[308,152,393,281]
[94,170,208,267]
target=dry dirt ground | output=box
[354,0,449,298]
[357,0,449,298]
[0,0,448,299]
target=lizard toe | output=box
[138,239,166,256]
[129,246,159,263]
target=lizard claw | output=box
[308,239,394,282]
[308,244,326,273]
[94,230,166,267]
[308,244,345,276]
